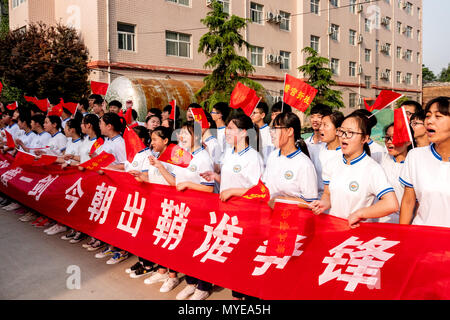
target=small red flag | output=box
[80,151,116,170]
[91,81,109,95]
[190,107,210,129]
[11,150,36,168]
[123,126,147,163]
[64,102,78,115]
[364,90,403,112]
[242,179,270,202]
[283,74,318,113]
[48,104,63,117]
[125,108,133,125]
[24,96,38,104]
[5,130,16,149]
[392,107,413,147]
[36,98,50,112]
[35,154,58,166]
[0,81,3,95]
[89,137,105,156]
[230,82,261,117]
[169,99,176,121]
[158,143,193,168]
[6,101,18,111]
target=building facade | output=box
[9,0,422,115]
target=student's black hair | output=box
[255,101,269,116]
[351,108,377,133]
[148,108,162,118]
[145,114,162,124]
[163,104,172,113]
[344,111,373,157]
[66,119,82,137]
[89,94,102,101]
[384,122,415,150]
[181,121,203,148]
[62,107,73,116]
[164,118,175,129]
[151,126,173,145]
[212,102,231,121]
[424,96,450,116]
[82,113,102,138]
[188,103,202,109]
[101,112,126,134]
[47,115,62,131]
[31,113,46,129]
[309,103,333,116]
[204,111,217,129]
[108,100,122,110]
[273,112,310,158]
[271,101,292,113]
[131,109,138,121]
[79,98,89,112]
[400,100,423,114]
[410,110,426,122]
[325,111,345,129]
[93,96,104,105]
[227,113,260,152]
[132,125,150,147]
[18,112,32,128]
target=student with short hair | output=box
[400,100,423,122]
[269,101,292,124]
[305,104,332,146]
[410,110,429,147]
[92,96,105,118]
[78,98,90,117]
[250,101,274,166]
[108,100,122,114]
[210,102,231,153]
[40,115,68,156]
[145,114,161,132]
[15,112,37,152]
[399,96,450,227]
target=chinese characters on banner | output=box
[283,74,318,112]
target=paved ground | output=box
[0,205,231,300]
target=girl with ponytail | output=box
[262,112,318,207]
[310,111,399,228]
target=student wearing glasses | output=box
[410,110,430,147]
[310,111,399,228]
[400,100,423,122]
[399,96,450,227]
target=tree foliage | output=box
[196,0,263,110]
[0,22,90,104]
[438,63,450,82]
[422,64,436,84]
[297,47,344,112]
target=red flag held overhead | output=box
[283,74,318,113]
[24,96,38,104]
[365,90,403,112]
[392,107,413,147]
[64,102,78,115]
[6,101,18,111]
[36,98,50,112]
[230,82,260,116]
[169,99,176,121]
[190,108,210,129]
[91,81,109,95]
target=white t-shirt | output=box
[368,139,387,165]
[125,147,151,172]
[204,135,222,165]
[309,143,342,198]
[18,130,37,149]
[46,131,68,156]
[5,123,21,140]
[220,146,264,192]
[399,144,450,228]
[29,131,52,151]
[176,147,214,187]
[96,134,127,165]
[259,124,275,166]
[61,117,70,130]
[262,148,318,201]
[79,136,99,164]
[323,151,394,220]
[64,137,82,157]
[305,132,325,147]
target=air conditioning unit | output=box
[381,17,389,25]
[357,65,363,75]
[275,55,283,64]
[402,1,408,9]
[266,11,275,21]
[402,26,407,34]
[402,52,408,59]
[274,14,283,24]
[206,0,213,7]
[380,72,388,79]
[266,54,275,64]
[357,4,363,13]
[357,34,363,44]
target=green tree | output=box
[297,47,344,112]
[0,22,90,104]
[422,64,436,83]
[438,63,450,82]
[196,0,263,110]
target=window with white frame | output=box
[396,71,402,83]
[375,67,379,80]
[166,31,191,57]
[216,0,230,14]
[405,26,412,38]
[417,30,421,42]
[330,0,338,7]
[383,16,391,30]
[311,0,320,14]
[404,2,413,15]
[349,29,356,45]
[396,46,402,59]
[166,0,189,6]
[250,2,263,24]
[330,24,339,41]
[365,49,371,62]
[405,49,412,61]
[349,61,356,77]
[349,0,356,14]
[365,76,371,88]
[406,73,412,85]
[12,0,26,8]
[280,51,290,70]
[375,39,379,52]
[365,18,371,32]
[279,11,291,31]
[349,93,357,108]
[310,35,320,52]
[417,74,420,86]
[118,23,136,52]
[417,52,420,64]
[330,58,339,75]
[250,46,263,66]
[396,21,402,34]
[386,69,391,82]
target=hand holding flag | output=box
[123,126,147,163]
[158,143,192,168]
[190,107,209,129]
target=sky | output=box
[422,0,450,76]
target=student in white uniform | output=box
[262,112,318,206]
[1,110,21,150]
[410,110,430,147]
[210,102,231,154]
[378,122,412,223]
[123,126,152,172]
[28,114,51,153]
[70,114,104,166]
[305,104,332,147]
[250,102,275,167]
[310,111,399,228]
[202,112,222,167]
[399,96,450,228]
[269,101,292,125]
[14,112,37,152]
[309,111,344,199]
[37,115,67,157]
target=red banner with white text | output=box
[0,153,449,300]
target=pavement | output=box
[0,203,232,300]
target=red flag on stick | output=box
[158,143,192,168]
[35,154,58,166]
[24,96,38,104]
[364,90,403,112]
[190,108,210,129]
[6,101,18,111]
[125,108,133,126]
[80,151,116,170]
[242,179,270,202]
[64,102,78,115]
[392,107,414,147]
[11,150,36,168]
[230,82,261,117]
[283,74,318,113]
[169,99,176,121]
[91,81,109,95]
[5,130,16,149]
[89,137,105,157]
[123,126,146,163]
[36,98,50,113]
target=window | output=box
[349,29,356,45]
[417,75,420,86]
[405,26,412,38]
[382,43,391,56]
[349,61,356,77]
[216,0,230,14]
[349,93,357,108]
[349,0,356,14]
[417,52,420,64]
[376,67,379,80]
[330,24,339,41]
[405,49,412,61]
[417,30,421,42]
[118,23,136,52]
[396,46,402,59]
[365,18,371,32]
[417,7,421,19]
[250,3,263,24]
[330,58,339,75]
[166,0,189,6]
[330,0,338,7]
[166,31,191,57]
[279,11,291,31]
[12,0,26,8]
[375,39,379,52]
[311,0,320,15]
[310,35,320,52]
[396,71,402,83]
[250,46,263,67]
[386,69,391,82]
[383,16,391,30]
[364,76,371,88]
[406,73,412,85]
[280,51,290,70]
[396,21,402,34]
[364,49,371,62]
[404,2,413,15]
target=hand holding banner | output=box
[283,74,318,112]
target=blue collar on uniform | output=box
[110,134,121,141]
[89,136,98,141]
[368,139,374,146]
[233,146,250,156]
[205,136,216,143]
[51,131,62,138]
[391,155,405,163]
[62,117,70,122]
[218,126,226,130]
[343,151,367,165]
[192,146,204,156]
[430,143,449,161]
[39,131,47,136]
[72,138,81,143]
[8,123,17,129]
[138,147,150,154]
[279,148,302,159]
[25,131,33,136]
[260,124,268,130]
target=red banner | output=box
[0,153,449,300]
[283,74,318,112]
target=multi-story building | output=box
[9,0,422,116]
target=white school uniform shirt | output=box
[368,139,386,165]
[79,136,98,164]
[46,131,68,156]
[96,134,127,165]
[216,126,227,154]
[259,124,275,166]
[220,146,264,193]
[4,123,22,140]
[17,130,37,149]
[262,148,318,202]
[64,137,82,157]
[176,147,214,187]
[305,132,325,147]
[124,147,152,172]
[376,153,405,223]
[204,135,222,165]
[29,131,52,150]
[399,144,450,228]
[61,117,70,130]
[142,154,177,186]
[322,151,395,220]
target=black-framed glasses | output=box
[410,121,424,127]
[383,135,393,142]
[336,128,364,139]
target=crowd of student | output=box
[0,94,449,300]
